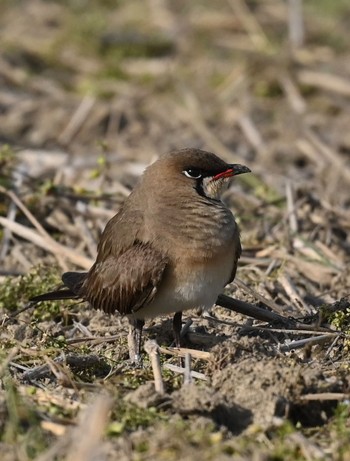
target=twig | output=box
[299,393,350,401]
[227,0,270,50]
[35,433,71,461]
[279,75,306,114]
[42,355,77,388]
[234,279,286,316]
[72,214,97,260]
[58,95,96,145]
[240,325,339,336]
[324,335,341,358]
[174,91,235,163]
[279,274,312,315]
[237,114,266,152]
[9,362,30,372]
[0,269,24,276]
[293,236,343,270]
[2,301,38,323]
[287,0,305,49]
[0,185,68,270]
[288,433,325,460]
[278,334,337,353]
[202,312,240,328]
[65,394,112,461]
[0,169,24,261]
[66,334,123,346]
[265,259,278,276]
[72,321,94,338]
[0,347,19,376]
[0,186,53,241]
[184,353,192,385]
[144,340,164,394]
[41,421,67,437]
[163,363,208,381]
[285,180,298,234]
[240,256,273,266]
[158,346,211,361]
[0,217,93,269]
[22,354,109,382]
[304,128,350,184]
[0,192,17,261]
[12,245,33,271]
[297,70,350,97]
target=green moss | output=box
[51,4,109,59]
[101,33,174,60]
[306,0,350,17]
[2,374,48,456]
[331,309,350,331]
[101,367,179,437]
[320,299,350,350]
[253,79,283,99]
[0,266,61,314]
[121,367,153,390]
[333,403,350,437]
[0,144,17,191]
[250,178,283,203]
[108,400,165,435]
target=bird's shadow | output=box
[144,314,230,350]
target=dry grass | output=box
[0,0,350,459]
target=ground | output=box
[0,1,350,460]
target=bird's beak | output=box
[212,164,251,181]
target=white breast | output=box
[134,248,234,320]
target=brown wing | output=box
[81,242,168,316]
[227,226,242,285]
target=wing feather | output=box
[227,227,242,285]
[82,242,168,316]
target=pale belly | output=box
[132,251,234,320]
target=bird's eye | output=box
[183,168,202,179]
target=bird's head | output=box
[146,148,251,201]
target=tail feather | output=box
[29,271,88,304]
[62,271,87,293]
[30,289,78,303]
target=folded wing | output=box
[82,241,168,315]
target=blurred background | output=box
[0,0,349,290]
[1,3,350,459]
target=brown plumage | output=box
[30,148,250,362]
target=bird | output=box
[30,148,251,363]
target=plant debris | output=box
[0,1,350,460]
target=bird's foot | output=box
[128,353,144,369]
[127,319,145,367]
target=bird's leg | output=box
[128,318,145,365]
[172,311,183,348]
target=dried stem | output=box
[144,340,165,394]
